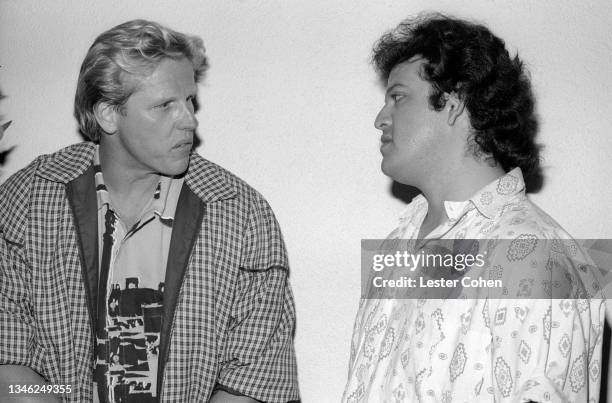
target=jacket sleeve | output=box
[215,195,299,403]
[0,233,36,367]
[0,167,37,371]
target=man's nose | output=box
[178,100,198,130]
[374,104,390,131]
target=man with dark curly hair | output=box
[343,13,604,402]
[0,20,299,403]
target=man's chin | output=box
[380,159,396,179]
[381,162,416,187]
[160,158,190,177]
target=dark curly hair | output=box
[373,13,541,176]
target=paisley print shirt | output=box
[343,168,604,403]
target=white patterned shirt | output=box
[93,147,184,402]
[343,168,605,403]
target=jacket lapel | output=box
[157,183,205,396]
[65,165,99,340]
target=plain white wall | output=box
[1,0,611,401]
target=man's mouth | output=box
[380,133,393,145]
[173,141,193,150]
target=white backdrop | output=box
[1,1,611,401]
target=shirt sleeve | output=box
[485,237,605,402]
[215,195,299,403]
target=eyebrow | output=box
[151,91,197,104]
[150,96,176,106]
[385,83,407,96]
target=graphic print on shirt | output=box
[95,277,164,403]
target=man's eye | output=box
[155,101,172,109]
[391,94,405,102]
[187,95,200,112]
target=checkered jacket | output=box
[0,142,299,402]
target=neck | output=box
[418,157,505,233]
[98,141,161,227]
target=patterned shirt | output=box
[343,168,605,403]
[93,148,183,402]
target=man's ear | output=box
[94,102,119,135]
[445,92,466,126]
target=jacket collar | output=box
[184,152,237,202]
[36,142,237,203]
[36,142,96,183]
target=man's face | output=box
[112,57,198,177]
[375,58,450,186]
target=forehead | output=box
[126,58,196,96]
[387,57,428,88]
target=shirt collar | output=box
[153,175,182,223]
[399,167,526,223]
[469,167,526,219]
[94,147,111,210]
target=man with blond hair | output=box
[0,20,299,402]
